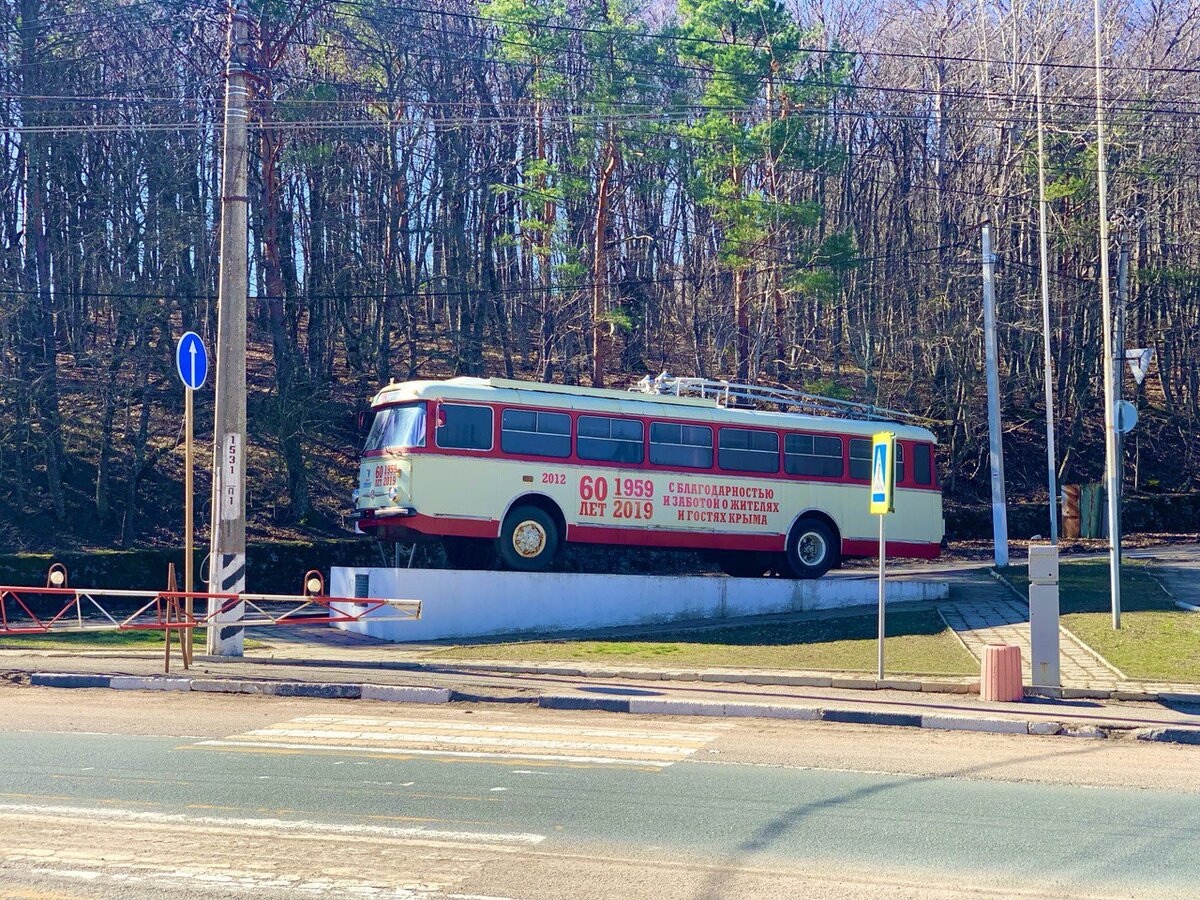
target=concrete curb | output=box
[533,694,1183,742]
[238,655,980,694]
[29,672,112,689]
[1135,727,1200,746]
[923,713,1031,735]
[361,684,452,704]
[241,654,1200,705]
[110,675,191,692]
[13,646,1197,705]
[16,671,1200,747]
[821,708,922,728]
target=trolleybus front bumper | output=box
[350,506,417,534]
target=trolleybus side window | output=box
[718,427,779,474]
[849,437,904,482]
[784,433,842,477]
[914,443,933,485]
[577,415,644,464]
[649,422,712,469]
[436,403,493,451]
[364,403,426,452]
[849,439,872,481]
[501,408,571,458]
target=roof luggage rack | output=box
[630,373,933,425]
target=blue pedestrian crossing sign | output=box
[869,431,896,515]
[175,331,208,391]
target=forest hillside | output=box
[2,0,1199,553]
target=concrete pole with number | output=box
[982,224,1009,567]
[207,7,251,656]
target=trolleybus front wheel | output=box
[497,505,560,572]
[781,518,838,579]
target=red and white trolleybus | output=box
[351,375,944,578]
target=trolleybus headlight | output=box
[304,570,325,597]
[46,563,68,588]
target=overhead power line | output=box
[325,0,1200,78]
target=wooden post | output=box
[165,563,178,673]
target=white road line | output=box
[0,802,545,846]
[196,739,679,767]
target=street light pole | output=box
[981,223,1009,568]
[1034,64,1059,545]
[1092,0,1121,629]
[207,5,251,656]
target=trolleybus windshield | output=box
[364,403,426,453]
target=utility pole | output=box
[207,4,251,656]
[1034,64,1059,545]
[981,223,1009,567]
[1092,0,1121,629]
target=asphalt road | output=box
[2,685,1199,899]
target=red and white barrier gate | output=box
[0,585,420,637]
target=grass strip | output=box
[433,608,977,675]
[1000,560,1200,683]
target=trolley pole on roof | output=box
[206,4,252,656]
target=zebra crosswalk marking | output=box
[197,713,725,768]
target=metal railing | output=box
[630,373,935,425]
[0,585,420,637]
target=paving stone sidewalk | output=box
[935,576,1123,688]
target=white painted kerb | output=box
[330,568,949,643]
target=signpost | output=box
[175,331,208,667]
[871,431,896,680]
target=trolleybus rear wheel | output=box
[781,518,838,579]
[497,505,560,572]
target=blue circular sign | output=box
[176,331,208,390]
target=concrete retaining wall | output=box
[328,567,949,642]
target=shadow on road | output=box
[692,742,1113,900]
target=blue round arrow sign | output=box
[176,331,208,390]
